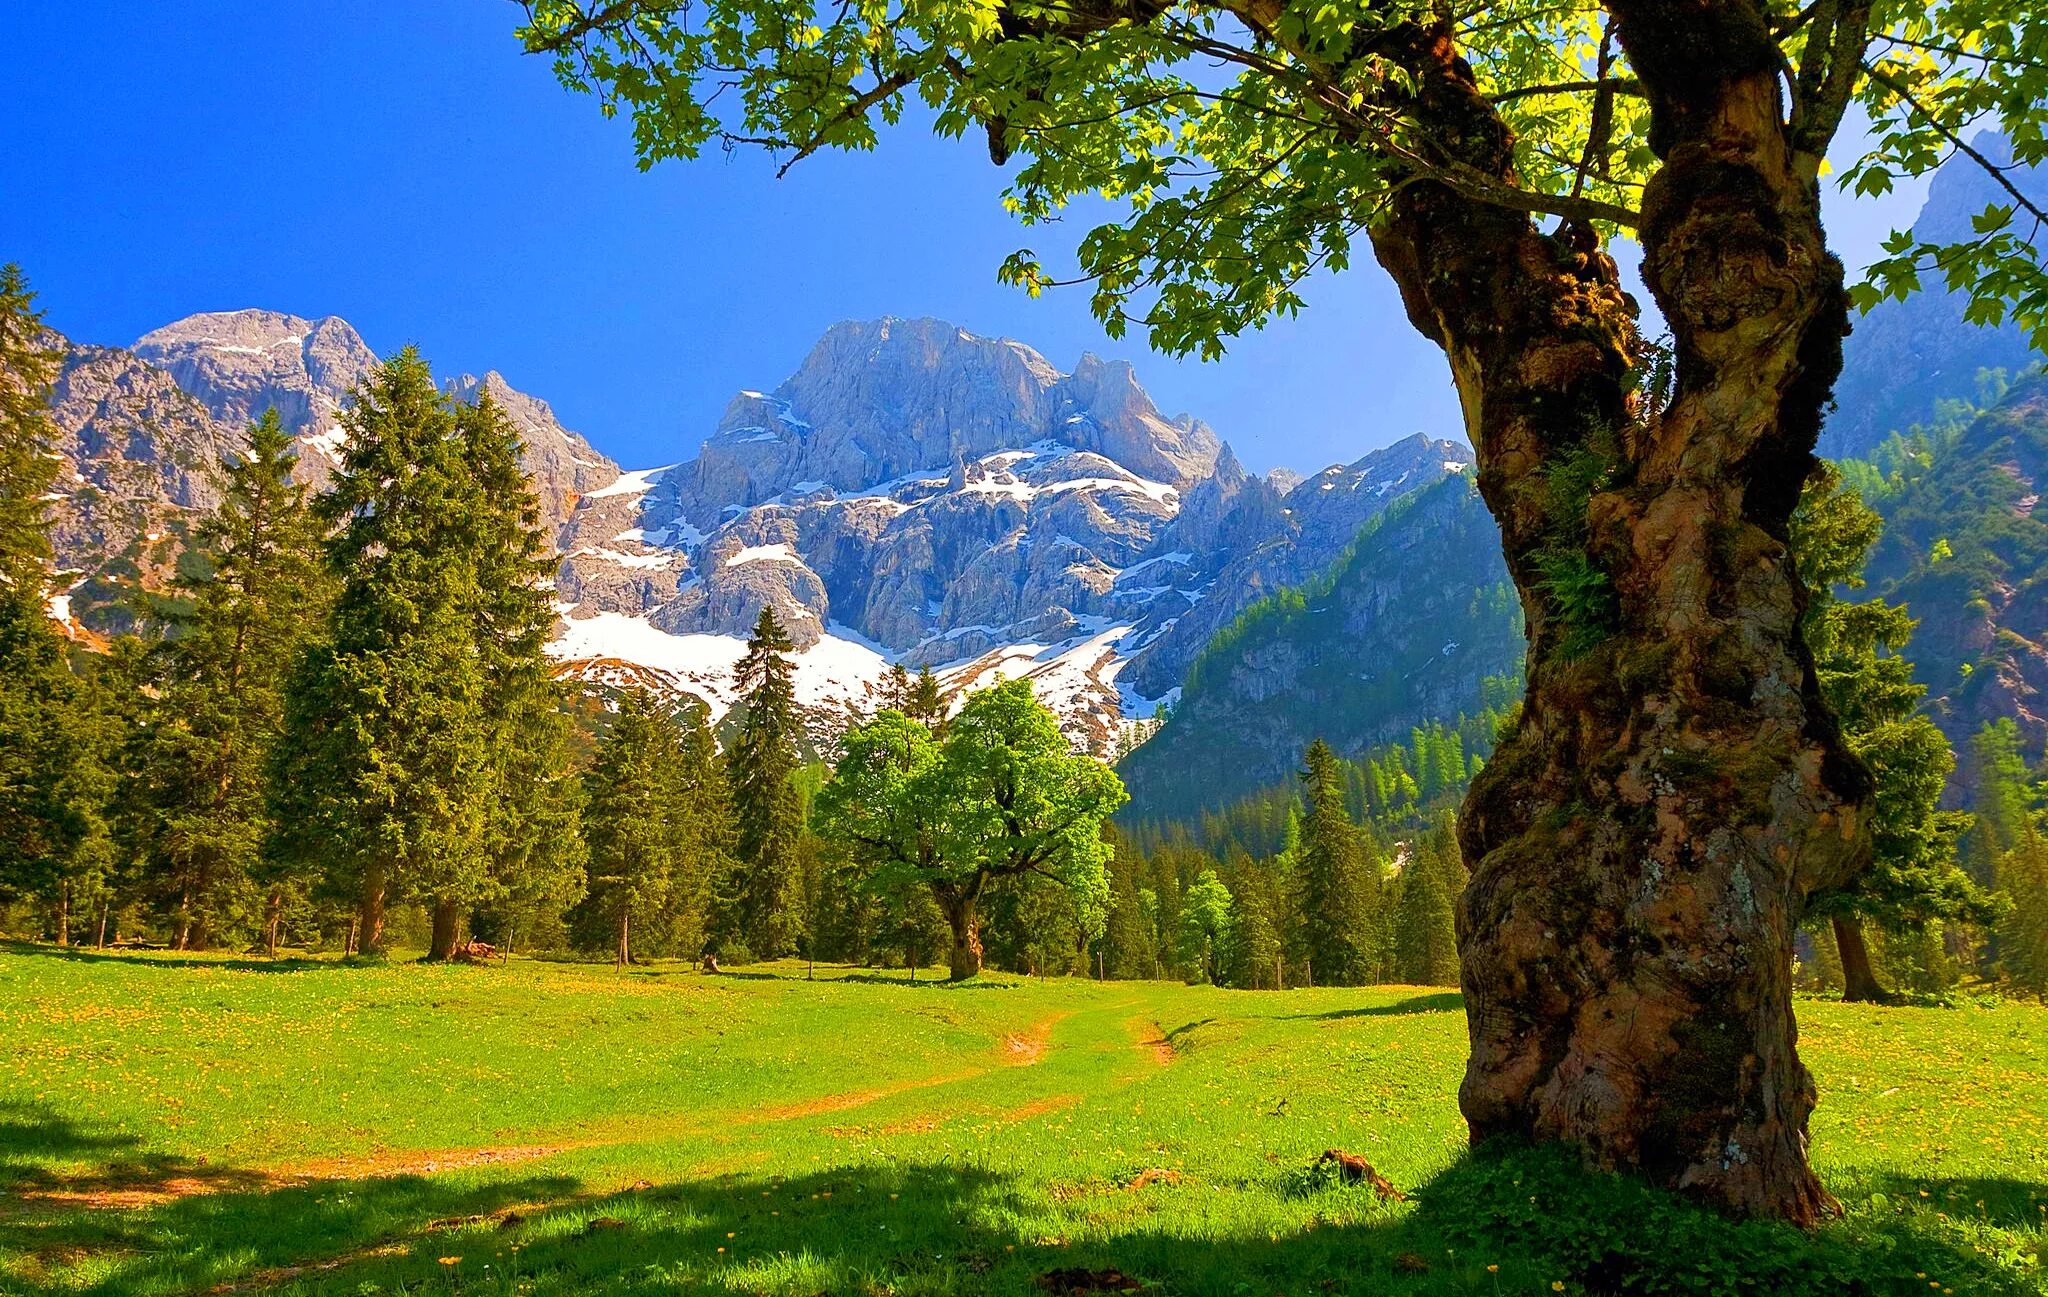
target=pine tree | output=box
[1963,720,2033,885]
[456,393,585,955]
[0,265,114,937]
[725,606,805,959]
[271,350,494,956]
[1793,466,2002,1001]
[1392,820,1460,986]
[134,410,332,951]
[1292,740,1375,986]
[673,708,733,958]
[1223,854,1284,989]
[578,689,690,965]
[880,662,914,713]
[1101,834,1157,979]
[0,265,59,597]
[906,665,946,731]
[1997,827,2048,996]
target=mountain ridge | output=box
[44,308,1468,755]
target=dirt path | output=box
[1125,1015,1177,1066]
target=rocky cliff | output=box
[548,317,1469,751]
[45,311,619,634]
[47,309,1470,756]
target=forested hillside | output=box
[1853,375,2048,756]
[1118,472,1521,821]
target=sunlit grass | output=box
[1,943,2042,1295]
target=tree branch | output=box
[1861,60,2048,230]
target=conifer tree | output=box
[0,265,113,936]
[1963,720,2033,886]
[1223,854,1284,989]
[272,350,494,956]
[726,606,805,958]
[1793,466,2002,1002]
[1101,836,1157,979]
[669,709,733,959]
[905,665,946,731]
[578,689,690,965]
[455,393,586,954]
[1997,828,2048,996]
[1292,740,1374,986]
[136,410,332,950]
[879,662,914,714]
[1392,820,1460,987]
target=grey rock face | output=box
[53,305,1472,755]
[442,371,621,538]
[132,310,379,479]
[44,337,243,633]
[556,319,1220,665]
[1117,432,1474,697]
[128,310,619,535]
[552,319,1473,756]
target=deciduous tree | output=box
[821,680,1126,979]
[521,0,2048,1216]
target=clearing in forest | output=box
[1,945,2043,1295]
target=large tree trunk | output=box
[618,909,631,969]
[1831,915,1896,1005]
[426,899,462,962]
[357,862,387,956]
[937,889,983,981]
[56,881,70,947]
[1366,12,1870,1224]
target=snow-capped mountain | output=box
[45,309,1468,755]
[43,311,622,639]
[547,317,1470,751]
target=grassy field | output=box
[1,944,2044,1296]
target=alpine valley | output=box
[39,143,2048,823]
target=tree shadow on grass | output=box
[0,1102,582,1297]
[53,1144,2028,1297]
[1288,991,1465,1020]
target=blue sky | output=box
[4,3,1926,475]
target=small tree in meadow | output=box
[820,678,1124,980]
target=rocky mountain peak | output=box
[132,310,377,459]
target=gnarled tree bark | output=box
[1366,8,1870,1224]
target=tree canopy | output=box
[819,678,1125,978]
[520,1,2048,360]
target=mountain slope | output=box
[46,308,1471,756]
[547,316,1472,751]
[1117,472,1521,820]
[129,310,619,534]
[1823,135,2045,461]
[1861,376,2048,753]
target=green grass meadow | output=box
[1,944,2044,1296]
